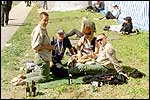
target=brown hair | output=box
[40,12,49,19]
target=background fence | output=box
[104,1,149,31]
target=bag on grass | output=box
[82,73,128,86]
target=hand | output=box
[48,45,55,50]
[119,72,129,79]
[49,61,54,68]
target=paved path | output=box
[1,1,34,51]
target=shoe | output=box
[5,22,8,25]
[99,17,104,20]
[1,24,4,27]
[136,29,140,34]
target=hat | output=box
[113,5,118,7]
[123,16,132,22]
[57,29,65,35]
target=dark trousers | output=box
[66,29,83,38]
[43,1,48,10]
[106,11,116,19]
[50,59,68,78]
[1,6,9,26]
[26,1,31,7]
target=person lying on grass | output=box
[103,16,139,35]
[68,33,128,78]
[11,12,55,86]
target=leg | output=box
[5,10,9,25]
[69,62,108,75]
[1,6,4,26]
[45,1,48,10]
[66,29,82,38]
[24,55,51,83]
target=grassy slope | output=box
[1,6,149,99]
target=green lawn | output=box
[1,6,149,99]
[12,1,21,8]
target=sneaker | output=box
[5,21,8,25]
[1,24,4,27]
[99,17,105,20]
[136,29,140,34]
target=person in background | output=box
[11,12,55,86]
[93,1,105,12]
[96,5,121,20]
[120,16,133,34]
[25,1,32,7]
[42,1,48,10]
[1,1,12,26]
[104,16,136,35]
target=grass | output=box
[1,5,149,99]
[12,1,21,8]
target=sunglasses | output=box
[84,31,91,35]
[97,38,103,42]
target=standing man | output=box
[11,12,55,86]
[1,1,12,26]
[50,29,75,78]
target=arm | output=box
[34,44,55,51]
[69,48,75,55]
[76,37,84,57]
[106,47,123,73]
[66,38,76,55]
[106,47,128,78]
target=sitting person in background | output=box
[65,16,96,38]
[119,16,133,34]
[104,16,137,35]
[93,1,105,12]
[50,29,75,78]
[68,33,128,78]
[96,5,121,20]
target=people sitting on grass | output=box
[93,1,105,13]
[65,16,96,39]
[103,16,139,35]
[68,33,128,78]
[50,29,76,78]
[95,5,121,20]
[11,12,55,86]
[69,20,97,64]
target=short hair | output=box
[82,16,88,20]
[40,12,49,19]
[98,33,107,38]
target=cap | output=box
[123,16,132,22]
[113,5,118,7]
[57,29,65,35]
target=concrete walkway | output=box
[1,1,34,51]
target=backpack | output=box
[82,73,128,86]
